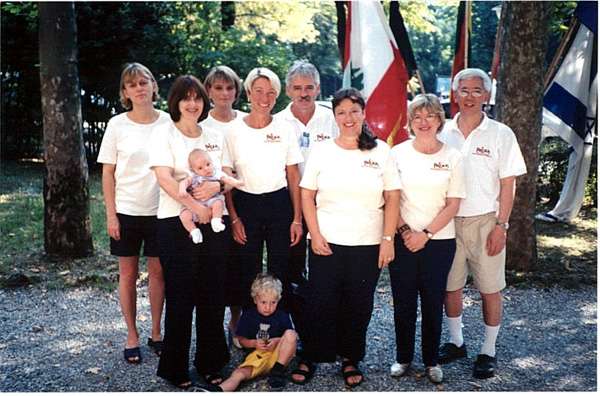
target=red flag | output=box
[450,1,472,117]
[338,1,409,146]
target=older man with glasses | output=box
[437,68,527,379]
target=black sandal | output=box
[341,360,363,388]
[123,347,142,364]
[147,338,163,356]
[203,373,224,385]
[290,359,316,385]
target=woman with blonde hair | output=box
[97,62,169,364]
[201,65,247,346]
[388,94,466,383]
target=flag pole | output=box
[416,70,426,94]
[544,17,580,89]
[464,1,471,68]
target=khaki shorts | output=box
[239,340,283,379]
[446,212,506,294]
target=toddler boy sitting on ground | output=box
[200,273,297,391]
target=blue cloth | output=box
[235,306,293,340]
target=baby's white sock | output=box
[211,217,225,233]
[190,228,203,244]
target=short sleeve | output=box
[285,125,304,166]
[299,144,321,190]
[382,145,402,191]
[221,131,234,169]
[235,309,257,339]
[277,311,294,332]
[97,118,118,165]
[447,152,467,199]
[498,128,527,179]
[148,123,175,169]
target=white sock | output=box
[480,324,500,357]
[190,228,203,244]
[447,315,464,347]
[211,217,225,233]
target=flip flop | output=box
[123,346,142,364]
[147,338,163,356]
[341,360,363,388]
[203,373,224,385]
[290,359,316,385]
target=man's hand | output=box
[486,225,506,256]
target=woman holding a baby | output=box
[149,75,234,389]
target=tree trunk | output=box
[221,2,235,30]
[495,2,550,272]
[39,2,93,257]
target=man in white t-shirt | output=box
[275,60,339,286]
[437,68,527,379]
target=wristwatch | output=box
[218,180,225,193]
[382,235,394,242]
[496,220,509,230]
[423,229,434,239]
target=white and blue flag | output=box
[538,1,597,223]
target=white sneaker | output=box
[425,365,443,383]
[211,218,225,233]
[390,362,410,377]
[190,228,203,244]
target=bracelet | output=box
[398,224,411,234]
[231,217,241,224]
[292,221,302,225]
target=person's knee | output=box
[282,329,298,345]
[480,291,502,302]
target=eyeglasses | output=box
[411,114,439,123]
[458,89,484,98]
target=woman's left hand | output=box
[378,240,395,268]
[191,181,220,201]
[289,222,303,247]
[403,231,428,253]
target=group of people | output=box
[98,60,526,391]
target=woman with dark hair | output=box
[149,75,230,389]
[293,87,401,388]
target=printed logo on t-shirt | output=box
[315,133,331,142]
[204,143,220,152]
[473,146,491,157]
[362,159,380,169]
[265,133,282,143]
[431,161,450,171]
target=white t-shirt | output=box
[200,110,247,133]
[391,140,466,239]
[222,117,303,194]
[97,110,170,216]
[148,122,226,219]
[300,139,401,246]
[275,103,339,175]
[439,113,527,217]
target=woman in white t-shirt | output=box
[200,65,247,346]
[294,88,401,388]
[149,75,231,389]
[222,67,304,315]
[97,63,169,365]
[388,94,466,384]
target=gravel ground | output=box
[0,281,596,392]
